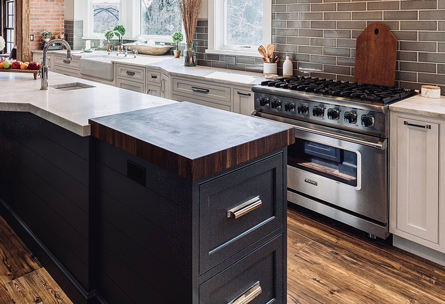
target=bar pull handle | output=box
[126,71,136,76]
[404,121,431,129]
[151,75,158,79]
[192,87,210,94]
[228,281,262,304]
[237,91,251,97]
[227,196,262,219]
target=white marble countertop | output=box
[47,50,266,86]
[390,95,445,119]
[0,72,176,136]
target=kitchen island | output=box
[0,72,294,304]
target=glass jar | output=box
[184,42,197,67]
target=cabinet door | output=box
[117,79,145,93]
[233,88,254,115]
[146,84,161,97]
[396,117,439,243]
[161,72,170,99]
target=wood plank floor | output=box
[288,205,445,304]
[0,217,73,304]
[1,208,445,303]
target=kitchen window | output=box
[140,0,182,38]
[207,0,271,56]
[92,0,121,35]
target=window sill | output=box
[205,49,262,58]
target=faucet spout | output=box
[41,39,73,90]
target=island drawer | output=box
[116,64,145,82]
[172,77,231,106]
[172,93,231,112]
[146,68,161,85]
[199,152,284,274]
[199,234,284,304]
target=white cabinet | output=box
[146,84,161,97]
[116,64,146,93]
[161,72,170,99]
[52,54,81,77]
[233,87,254,116]
[171,76,232,111]
[390,112,445,255]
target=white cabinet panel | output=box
[233,87,254,116]
[147,84,161,97]
[395,117,439,243]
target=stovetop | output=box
[260,76,416,105]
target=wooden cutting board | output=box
[354,24,397,87]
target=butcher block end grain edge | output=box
[89,102,295,181]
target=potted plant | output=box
[113,25,126,51]
[172,31,183,58]
[41,30,52,42]
[104,30,114,52]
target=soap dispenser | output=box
[283,55,293,78]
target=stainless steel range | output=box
[252,76,416,239]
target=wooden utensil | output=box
[258,45,267,58]
[266,44,275,59]
[354,24,397,87]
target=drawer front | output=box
[172,77,231,105]
[53,65,80,77]
[53,55,80,69]
[199,234,284,304]
[146,69,161,85]
[172,94,231,112]
[199,152,284,274]
[117,79,145,93]
[116,64,145,82]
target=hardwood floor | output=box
[1,208,445,303]
[287,205,445,304]
[0,217,72,304]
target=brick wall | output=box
[197,0,445,94]
[30,0,65,51]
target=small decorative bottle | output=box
[283,55,293,78]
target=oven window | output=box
[288,139,357,187]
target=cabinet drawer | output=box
[146,69,161,85]
[53,55,80,69]
[199,234,284,304]
[172,94,231,112]
[199,153,284,274]
[53,65,80,77]
[172,77,231,105]
[116,64,145,82]
[116,79,145,93]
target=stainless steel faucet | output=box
[111,30,126,56]
[40,39,73,90]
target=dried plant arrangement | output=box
[181,0,202,66]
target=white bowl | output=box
[123,44,173,55]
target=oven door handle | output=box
[293,124,387,150]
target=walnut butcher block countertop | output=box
[89,102,295,180]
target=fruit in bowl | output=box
[28,62,39,70]
[2,61,11,69]
[12,61,22,69]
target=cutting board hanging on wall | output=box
[354,24,397,87]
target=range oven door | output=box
[287,123,388,225]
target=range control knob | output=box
[327,108,340,120]
[361,114,375,127]
[259,97,270,107]
[284,102,296,112]
[297,104,309,115]
[271,99,282,109]
[344,111,357,124]
[312,106,324,117]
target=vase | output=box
[184,42,197,67]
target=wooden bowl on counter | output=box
[123,44,173,55]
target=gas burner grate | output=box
[260,76,416,104]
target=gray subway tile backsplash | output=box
[194,0,445,91]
